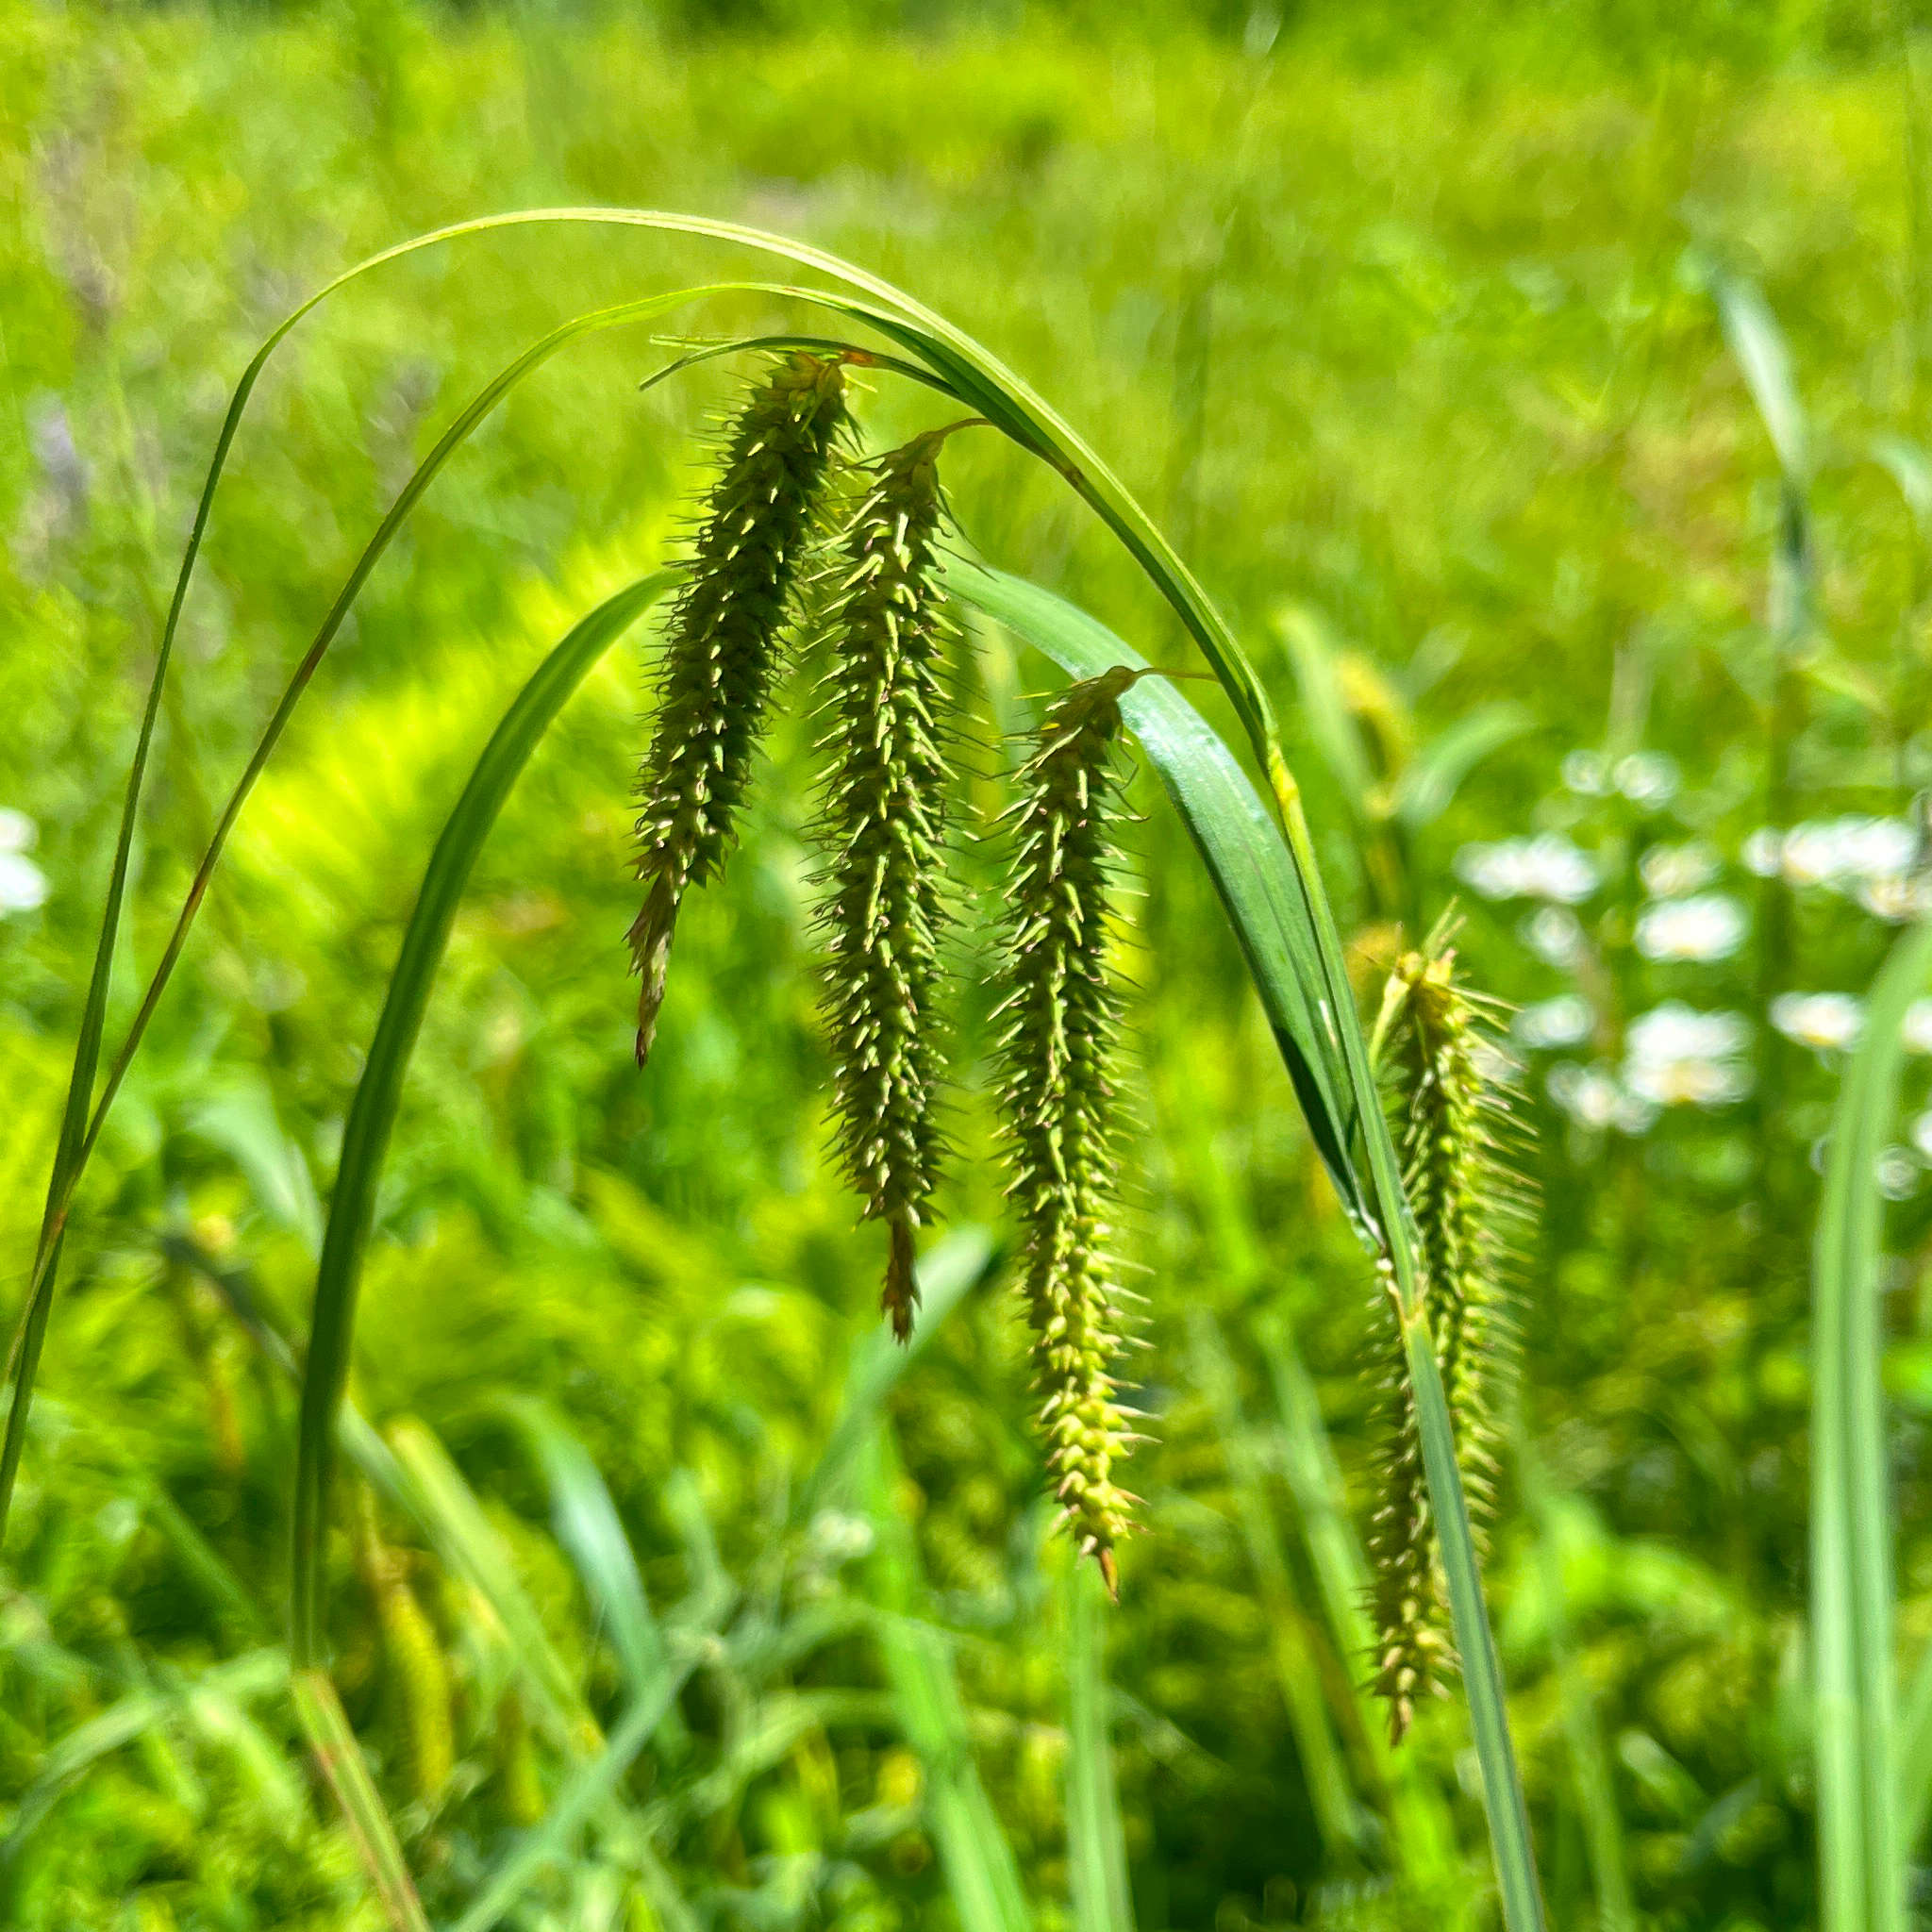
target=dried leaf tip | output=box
[996,667,1141,1586]
[813,432,959,1343]
[629,352,849,1066]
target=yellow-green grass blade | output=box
[867,1424,1033,1932]
[491,1394,689,1757]
[291,1665,430,1932]
[1252,1309,1460,1891]
[1188,1308,1368,1859]
[1066,1553,1136,1932]
[1393,704,1534,833]
[290,574,678,1668]
[1898,1633,1932,1857]
[1814,917,1932,1932]
[0,1648,286,1866]
[793,1224,999,1527]
[948,563,1542,1928]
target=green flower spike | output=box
[628,352,849,1066]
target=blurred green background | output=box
[4,2,1932,1927]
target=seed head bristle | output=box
[1367,930,1529,1743]
[628,352,849,1066]
[995,666,1143,1589]
[811,430,959,1342]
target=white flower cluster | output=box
[0,809,46,916]
[1744,817,1928,922]
[1634,893,1747,963]
[1545,1003,1753,1133]
[1457,832,1598,904]
[1769,991,1863,1053]
[1562,749,1680,808]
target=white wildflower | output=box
[1776,817,1918,891]
[1515,994,1594,1050]
[1878,1147,1922,1201]
[1548,1062,1656,1134]
[1634,893,1746,963]
[1912,1111,1932,1163]
[1742,827,1783,877]
[0,852,47,914]
[0,808,34,854]
[1457,832,1598,904]
[1622,1003,1752,1108]
[1855,873,1932,924]
[1562,750,1609,796]
[1523,906,1585,968]
[1770,991,1863,1053]
[1640,841,1720,898]
[1614,752,1679,808]
[1905,1000,1932,1057]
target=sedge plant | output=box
[4,209,1549,1927]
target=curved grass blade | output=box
[291,1665,430,1932]
[1066,1554,1136,1932]
[490,1393,690,1758]
[949,561,1543,1929]
[1394,704,1534,832]
[291,573,679,1666]
[2,284,749,1538]
[1814,917,1932,1932]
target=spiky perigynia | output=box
[813,429,960,1342]
[995,665,1145,1596]
[628,353,849,1065]
[1367,928,1526,1742]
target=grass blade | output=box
[793,1224,998,1525]
[1814,917,1932,1932]
[1187,1308,1367,1859]
[491,1394,687,1756]
[291,1665,430,1932]
[291,574,678,1667]
[1065,1552,1137,1932]
[867,1424,1032,1932]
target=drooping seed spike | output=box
[811,431,960,1341]
[995,666,1143,1588]
[1366,923,1530,1744]
[629,353,850,1065]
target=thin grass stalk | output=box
[1066,1553,1137,1932]
[291,1667,431,1932]
[1812,917,1932,1932]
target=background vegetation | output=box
[3,2,1930,1927]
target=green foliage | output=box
[5,9,1932,1932]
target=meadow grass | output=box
[2,8,1930,1931]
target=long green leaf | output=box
[1814,918,1932,1932]
[867,1424,1032,1932]
[291,573,677,1666]
[1066,1551,1137,1932]
[291,1666,430,1932]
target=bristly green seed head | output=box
[995,665,1144,1597]
[628,352,849,1067]
[1367,930,1527,1742]
[813,430,958,1343]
